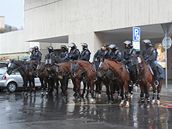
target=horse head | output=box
[137,56,147,78]
[7,60,20,75]
[96,59,109,78]
[55,63,70,79]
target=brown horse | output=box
[72,60,96,99]
[37,63,59,96]
[7,60,38,94]
[56,60,96,100]
[98,59,130,107]
[55,62,71,97]
[137,56,163,105]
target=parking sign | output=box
[133,27,140,42]
[132,27,141,50]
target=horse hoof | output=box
[125,101,129,107]
[119,100,125,107]
[97,94,101,99]
[157,100,160,105]
[90,98,95,103]
[147,105,150,109]
[152,99,155,104]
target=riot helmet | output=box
[48,46,54,53]
[69,42,76,49]
[108,44,118,50]
[61,45,68,52]
[81,43,88,50]
[142,39,152,48]
[34,46,39,51]
[123,40,133,49]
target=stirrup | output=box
[154,80,159,86]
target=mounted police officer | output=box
[93,44,109,70]
[68,43,80,61]
[142,39,164,85]
[60,45,69,62]
[123,40,138,93]
[30,46,42,64]
[45,46,57,65]
[80,43,91,61]
[107,44,122,62]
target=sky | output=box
[0,0,24,29]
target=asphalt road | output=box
[0,89,172,129]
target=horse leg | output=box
[119,85,125,106]
[61,76,68,97]
[39,77,45,96]
[124,81,129,107]
[87,79,95,102]
[71,78,77,98]
[23,80,28,96]
[32,76,36,94]
[110,82,114,102]
[157,80,162,105]
[73,79,81,100]
[106,84,111,103]
[145,83,150,107]
[95,79,102,98]
[48,78,54,94]
[55,79,59,95]
[152,85,156,105]
[82,80,87,98]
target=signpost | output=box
[132,27,141,51]
[161,23,172,89]
[162,36,172,88]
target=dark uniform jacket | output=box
[107,49,122,62]
[45,52,57,65]
[80,49,91,61]
[123,48,138,66]
[68,48,80,60]
[93,49,108,62]
[30,50,42,63]
[60,51,69,62]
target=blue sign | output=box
[133,27,140,42]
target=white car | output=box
[0,67,41,93]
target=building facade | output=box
[24,0,172,78]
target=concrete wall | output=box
[0,30,29,54]
[25,0,172,41]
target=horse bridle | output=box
[8,61,23,74]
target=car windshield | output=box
[0,67,7,75]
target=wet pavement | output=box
[0,87,172,129]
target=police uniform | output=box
[142,39,160,81]
[68,43,80,60]
[107,44,122,62]
[80,43,91,61]
[123,41,138,84]
[93,46,108,70]
[45,46,57,65]
[30,46,42,63]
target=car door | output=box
[13,71,23,87]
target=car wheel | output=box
[7,82,17,93]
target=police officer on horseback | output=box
[60,45,69,62]
[93,44,109,70]
[80,43,91,61]
[142,39,162,85]
[68,43,80,61]
[107,44,122,62]
[30,46,42,64]
[45,46,57,65]
[123,40,138,91]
